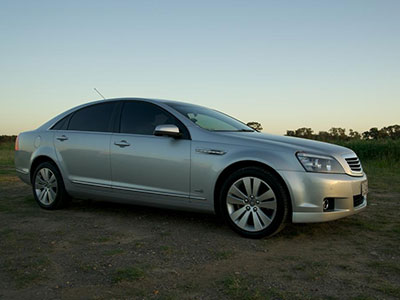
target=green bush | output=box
[336,140,400,161]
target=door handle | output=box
[114,140,131,148]
[56,135,68,141]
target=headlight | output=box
[296,152,345,173]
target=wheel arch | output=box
[30,155,60,184]
[213,160,292,218]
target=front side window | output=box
[68,102,116,132]
[120,101,188,138]
[166,103,254,132]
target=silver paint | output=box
[15,97,367,223]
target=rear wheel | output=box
[32,162,69,209]
[219,167,289,238]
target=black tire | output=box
[219,167,290,239]
[32,161,69,210]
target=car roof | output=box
[84,97,203,108]
[85,97,183,105]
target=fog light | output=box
[323,198,335,211]
[323,199,329,211]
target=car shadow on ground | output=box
[63,197,327,240]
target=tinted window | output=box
[120,102,189,138]
[51,114,71,130]
[68,102,116,132]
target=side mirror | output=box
[153,124,182,138]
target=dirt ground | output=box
[0,166,399,300]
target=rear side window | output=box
[120,102,189,139]
[68,102,116,132]
[51,115,71,130]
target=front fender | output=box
[190,142,302,210]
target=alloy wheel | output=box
[35,168,58,205]
[226,176,277,232]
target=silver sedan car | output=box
[15,98,368,238]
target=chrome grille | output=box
[345,157,362,172]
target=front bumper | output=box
[279,170,367,223]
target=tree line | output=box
[0,135,17,143]
[285,125,400,141]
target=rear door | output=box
[110,101,191,201]
[53,102,118,187]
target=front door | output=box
[110,101,191,200]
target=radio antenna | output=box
[93,88,106,100]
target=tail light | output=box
[15,135,19,151]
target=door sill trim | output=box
[71,180,206,201]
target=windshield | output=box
[166,102,254,132]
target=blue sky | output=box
[1,0,399,135]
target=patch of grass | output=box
[0,229,39,246]
[390,224,400,235]
[0,201,12,212]
[113,266,145,283]
[23,196,36,206]
[0,228,15,241]
[3,256,50,288]
[374,282,400,298]
[220,275,260,300]
[0,141,14,167]
[351,296,376,300]
[277,222,338,239]
[214,249,235,260]
[367,261,400,275]
[0,168,15,175]
[291,260,330,281]
[97,236,111,243]
[337,264,355,272]
[135,241,145,248]
[104,248,124,256]
[153,292,180,300]
[159,230,171,237]
[160,245,173,255]
[344,218,382,232]
[0,194,37,214]
[363,160,400,193]
[78,263,98,273]
[219,274,293,300]
[293,263,307,271]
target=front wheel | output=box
[32,162,69,210]
[219,167,290,239]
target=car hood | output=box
[214,132,354,157]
